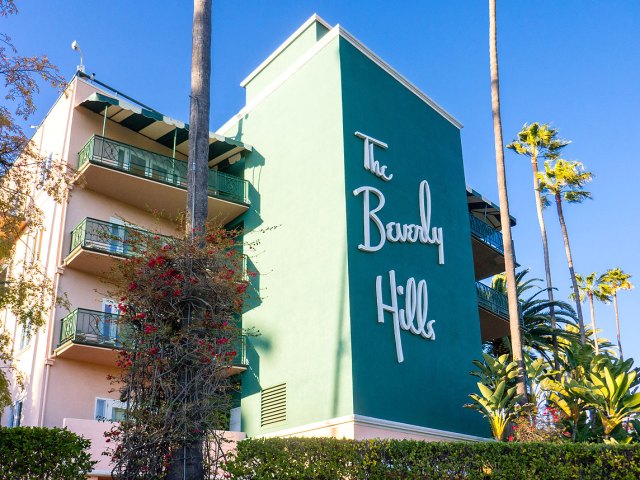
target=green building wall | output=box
[339,37,486,437]
[223,34,355,437]
[222,18,488,439]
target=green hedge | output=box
[0,427,96,479]
[223,437,640,480]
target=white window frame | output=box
[95,397,126,422]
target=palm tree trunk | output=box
[167,1,211,478]
[186,0,212,237]
[531,157,559,368]
[554,192,586,343]
[613,292,623,359]
[489,0,526,400]
[588,292,599,354]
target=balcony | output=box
[476,281,511,341]
[469,213,507,281]
[76,135,250,223]
[55,308,248,373]
[63,217,173,277]
[54,308,122,366]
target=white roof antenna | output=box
[71,40,85,73]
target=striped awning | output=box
[466,186,516,230]
[77,92,250,165]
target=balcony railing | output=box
[60,308,123,348]
[69,217,173,258]
[78,135,249,205]
[475,282,509,319]
[59,308,247,367]
[469,214,504,255]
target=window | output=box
[18,321,31,350]
[7,400,23,427]
[95,397,126,422]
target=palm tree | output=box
[488,0,527,400]
[489,269,579,363]
[537,159,593,344]
[507,123,569,367]
[602,268,634,360]
[167,1,212,478]
[573,273,611,354]
[186,0,212,237]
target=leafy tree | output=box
[537,159,593,344]
[582,365,640,443]
[507,123,569,367]
[0,0,69,410]
[573,272,611,354]
[488,269,579,363]
[488,0,526,401]
[108,225,250,479]
[601,267,633,360]
[466,353,519,440]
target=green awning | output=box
[78,92,250,164]
[466,185,517,229]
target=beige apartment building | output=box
[1,73,250,477]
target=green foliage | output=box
[488,269,579,361]
[0,427,96,479]
[541,340,640,443]
[223,437,640,480]
[466,354,518,441]
[507,122,570,162]
[537,159,593,205]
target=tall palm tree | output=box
[488,0,526,400]
[167,1,212,478]
[573,272,611,354]
[537,159,593,344]
[489,269,579,363]
[507,123,569,367]
[186,0,212,237]
[602,267,633,360]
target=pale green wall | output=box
[222,34,353,437]
[244,21,330,102]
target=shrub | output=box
[0,427,95,479]
[223,437,640,480]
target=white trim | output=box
[218,23,462,136]
[255,414,355,438]
[240,14,333,87]
[254,414,490,442]
[354,414,490,442]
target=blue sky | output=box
[5,1,640,361]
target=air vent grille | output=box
[261,383,286,427]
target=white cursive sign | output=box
[353,132,442,363]
[376,270,436,363]
[355,131,393,181]
[352,180,444,264]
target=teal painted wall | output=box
[222,34,354,437]
[338,37,487,437]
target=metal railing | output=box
[469,213,504,254]
[59,307,248,368]
[69,217,173,257]
[59,308,122,348]
[78,135,249,205]
[475,282,509,319]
